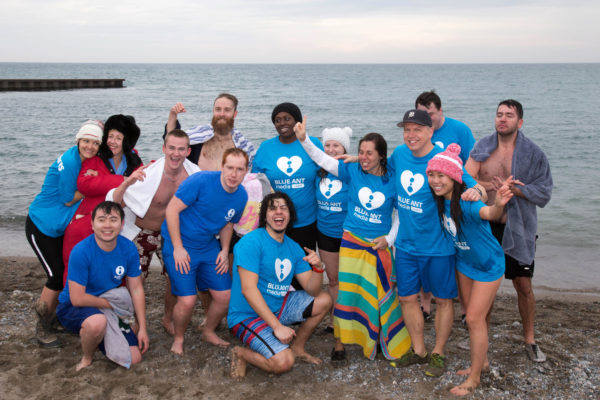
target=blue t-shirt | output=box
[432,117,475,163]
[227,228,311,327]
[443,199,505,281]
[336,161,396,239]
[161,171,248,249]
[58,234,141,304]
[28,146,82,237]
[389,145,477,256]
[252,136,323,228]
[315,171,348,239]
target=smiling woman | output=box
[252,103,323,253]
[294,118,411,362]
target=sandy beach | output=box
[1,256,598,399]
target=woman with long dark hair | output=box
[294,118,410,361]
[426,144,512,396]
[62,115,142,281]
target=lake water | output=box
[1,62,598,291]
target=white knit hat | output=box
[322,127,352,152]
[75,120,103,143]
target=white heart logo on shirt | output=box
[276,156,303,177]
[358,187,385,210]
[275,258,292,282]
[319,178,342,199]
[435,141,444,149]
[400,170,425,196]
[443,214,457,237]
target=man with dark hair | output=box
[415,90,475,163]
[107,129,200,335]
[162,148,249,354]
[228,192,331,379]
[166,93,255,170]
[56,201,149,371]
[466,99,552,362]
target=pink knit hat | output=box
[426,143,463,183]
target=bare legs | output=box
[201,289,230,347]
[162,276,176,335]
[170,294,196,354]
[399,294,426,356]
[77,314,106,371]
[512,276,536,344]
[320,249,344,353]
[450,273,501,396]
[231,292,331,379]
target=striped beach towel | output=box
[334,231,411,360]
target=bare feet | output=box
[450,380,478,396]
[201,330,230,348]
[162,317,175,336]
[75,357,93,372]
[230,347,247,380]
[170,340,184,355]
[291,345,322,365]
[456,364,490,376]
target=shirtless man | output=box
[166,93,255,170]
[108,129,199,335]
[465,99,552,362]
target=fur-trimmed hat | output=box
[103,114,140,149]
[271,102,302,124]
[426,143,463,183]
[322,127,352,152]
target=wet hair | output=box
[432,180,466,240]
[98,114,143,176]
[164,129,190,146]
[92,201,124,221]
[415,90,442,110]
[258,192,297,234]
[359,132,389,178]
[215,93,238,111]
[222,148,249,168]
[498,99,523,119]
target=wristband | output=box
[473,187,483,197]
[312,264,325,273]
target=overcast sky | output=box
[2,0,598,63]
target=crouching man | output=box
[56,201,148,371]
[228,192,332,378]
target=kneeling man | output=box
[57,201,149,371]
[228,192,332,378]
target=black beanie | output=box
[271,102,302,124]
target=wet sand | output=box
[1,256,598,399]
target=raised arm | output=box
[110,168,147,206]
[293,247,325,297]
[293,117,339,176]
[166,102,186,135]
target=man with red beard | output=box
[166,93,255,170]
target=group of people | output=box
[26,91,552,396]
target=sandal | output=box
[331,347,346,361]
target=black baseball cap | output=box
[396,109,432,128]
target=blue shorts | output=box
[395,251,457,299]
[163,238,232,296]
[231,290,314,359]
[56,302,138,351]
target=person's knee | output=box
[209,290,230,309]
[513,278,533,297]
[399,294,419,306]
[269,350,295,374]
[177,295,197,310]
[130,346,142,364]
[435,298,453,308]
[313,292,332,315]
[81,314,107,336]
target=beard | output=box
[211,115,235,137]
